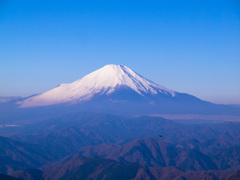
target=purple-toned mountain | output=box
[77,137,218,171]
[10,156,239,180]
[16,64,240,115]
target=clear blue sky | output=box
[0,0,239,104]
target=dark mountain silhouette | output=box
[11,169,43,180]
[0,136,52,174]
[10,156,239,180]
[0,174,21,180]
[0,112,240,179]
[77,137,218,171]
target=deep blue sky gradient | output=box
[0,0,239,104]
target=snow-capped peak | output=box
[19,64,176,107]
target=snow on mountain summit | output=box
[19,64,176,107]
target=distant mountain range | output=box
[1,113,240,172]
[11,156,240,180]
[1,112,240,179]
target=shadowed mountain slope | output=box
[0,136,53,174]
[77,137,217,171]
[11,156,239,180]
[1,113,240,178]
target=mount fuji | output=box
[18,64,240,115]
[19,64,176,107]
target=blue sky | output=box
[0,0,239,104]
